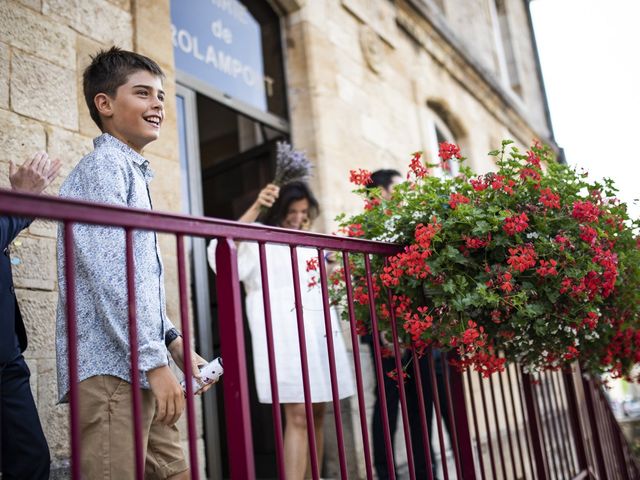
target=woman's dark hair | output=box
[370,169,402,191]
[260,181,319,227]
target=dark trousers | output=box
[371,348,452,479]
[0,355,50,480]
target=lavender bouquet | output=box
[272,141,312,186]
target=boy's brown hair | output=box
[83,46,165,130]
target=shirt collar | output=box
[93,133,155,180]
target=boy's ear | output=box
[94,93,114,119]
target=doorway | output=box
[176,85,289,478]
[172,0,291,475]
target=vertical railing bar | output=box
[487,375,508,479]
[364,254,395,480]
[597,382,618,477]
[446,358,476,480]
[610,394,635,480]
[342,252,374,480]
[63,222,81,480]
[466,371,487,480]
[594,382,619,478]
[441,352,464,478]
[176,234,200,480]
[505,364,529,479]
[521,370,549,480]
[215,238,256,480]
[477,372,498,479]
[125,229,145,480]
[410,347,435,480]
[550,371,573,478]
[515,366,538,480]
[536,372,559,480]
[386,290,416,480]
[289,245,320,480]
[429,351,450,480]
[561,368,589,475]
[539,371,567,479]
[600,387,631,480]
[549,371,576,475]
[317,248,348,479]
[496,364,518,480]
[257,242,286,480]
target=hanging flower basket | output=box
[332,141,640,379]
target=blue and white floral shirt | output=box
[56,133,175,402]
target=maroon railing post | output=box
[176,235,200,480]
[440,353,462,478]
[289,246,320,480]
[538,372,565,478]
[365,255,396,480]
[466,372,487,480]
[547,371,576,475]
[429,352,450,480]
[447,365,477,479]
[496,367,518,480]
[409,347,434,480]
[125,229,145,480]
[477,372,498,479]
[601,389,631,480]
[505,364,527,479]
[521,371,549,480]
[386,291,416,480]
[63,223,81,480]
[215,238,256,480]
[487,375,508,480]
[342,252,374,480]
[582,376,607,480]
[514,367,537,480]
[317,248,348,478]
[257,242,286,480]
[561,368,589,475]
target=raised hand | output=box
[9,152,62,194]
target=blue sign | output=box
[171,0,267,111]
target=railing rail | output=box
[1,188,638,480]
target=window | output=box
[423,101,466,178]
[490,0,522,95]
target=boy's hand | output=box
[10,152,62,194]
[147,365,185,425]
[168,337,215,394]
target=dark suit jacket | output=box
[1,215,30,364]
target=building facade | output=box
[0,0,556,477]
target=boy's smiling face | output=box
[96,70,165,153]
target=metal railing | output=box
[1,188,638,480]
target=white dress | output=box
[208,238,355,404]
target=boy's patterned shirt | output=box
[56,133,175,402]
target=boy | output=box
[56,47,210,479]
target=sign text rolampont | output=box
[171,0,268,111]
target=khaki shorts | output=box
[78,375,188,479]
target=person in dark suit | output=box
[1,152,61,479]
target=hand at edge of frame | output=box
[9,151,62,194]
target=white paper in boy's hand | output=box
[181,357,223,395]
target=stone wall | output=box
[285,0,554,234]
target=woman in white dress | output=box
[207,181,354,479]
